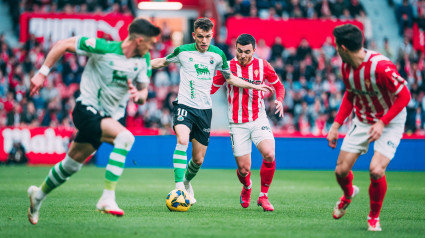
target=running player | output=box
[151,18,272,204]
[27,18,160,224]
[211,34,285,211]
[327,24,411,231]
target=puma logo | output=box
[97,20,124,41]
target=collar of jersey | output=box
[234,57,256,67]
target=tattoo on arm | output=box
[221,69,231,79]
[136,82,148,90]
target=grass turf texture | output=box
[0,166,424,238]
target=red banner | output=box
[413,24,425,54]
[226,17,363,49]
[19,12,133,43]
[0,127,74,164]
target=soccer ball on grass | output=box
[166,189,191,212]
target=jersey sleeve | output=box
[211,70,226,94]
[76,36,119,56]
[165,46,181,64]
[216,49,230,71]
[376,61,407,95]
[264,60,285,102]
[136,52,152,84]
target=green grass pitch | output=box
[0,166,424,238]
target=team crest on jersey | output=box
[365,78,371,88]
[254,69,259,78]
[177,115,184,121]
[189,57,193,62]
[210,57,214,64]
[85,38,96,49]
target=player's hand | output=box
[29,73,47,96]
[368,120,385,142]
[274,100,284,118]
[326,123,340,149]
[256,84,274,93]
[128,79,140,103]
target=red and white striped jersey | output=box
[212,57,282,124]
[341,49,407,124]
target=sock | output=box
[260,160,275,194]
[173,144,188,183]
[336,170,354,199]
[100,189,115,200]
[105,131,134,191]
[237,169,251,189]
[259,192,268,197]
[369,176,387,219]
[40,154,83,196]
[184,159,201,182]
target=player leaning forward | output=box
[27,18,160,224]
[327,24,411,231]
[151,18,272,204]
[211,34,285,211]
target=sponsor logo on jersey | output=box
[112,70,128,86]
[348,88,379,97]
[189,57,193,62]
[240,76,261,85]
[194,64,210,76]
[261,126,271,131]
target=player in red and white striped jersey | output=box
[327,24,411,231]
[212,34,285,211]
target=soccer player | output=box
[27,18,161,224]
[211,34,285,212]
[151,18,272,204]
[327,24,411,231]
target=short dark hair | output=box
[236,34,256,49]
[129,18,161,38]
[333,24,363,51]
[194,18,214,32]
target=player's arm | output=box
[368,63,411,142]
[151,57,170,69]
[327,91,354,148]
[265,61,285,117]
[211,71,226,94]
[30,37,77,96]
[222,69,273,93]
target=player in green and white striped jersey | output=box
[27,18,160,224]
[151,18,272,204]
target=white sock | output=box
[260,192,268,197]
[101,189,115,200]
[35,188,46,201]
[176,182,184,190]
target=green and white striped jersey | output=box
[166,43,229,109]
[75,36,151,117]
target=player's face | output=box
[192,28,213,53]
[236,43,255,66]
[136,35,157,56]
[335,43,349,62]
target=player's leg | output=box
[173,124,190,190]
[229,123,253,208]
[27,141,94,225]
[367,151,390,231]
[96,118,135,216]
[367,122,403,231]
[333,119,369,219]
[183,107,212,204]
[256,139,276,211]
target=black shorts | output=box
[172,101,212,146]
[72,101,109,149]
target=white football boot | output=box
[27,186,44,225]
[183,180,196,205]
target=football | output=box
[166,189,191,212]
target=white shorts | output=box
[340,116,405,160]
[229,117,275,157]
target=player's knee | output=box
[239,167,250,176]
[176,137,189,146]
[262,151,275,162]
[335,169,349,178]
[369,167,385,179]
[114,130,135,150]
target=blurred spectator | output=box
[7,141,27,165]
[348,0,365,18]
[396,0,414,36]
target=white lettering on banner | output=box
[2,128,69,154]
[29,18,125,42]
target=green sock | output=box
[185,159,201,181]
[173,144,188,182]
[41,155,82,194]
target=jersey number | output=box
[177,108,188,117]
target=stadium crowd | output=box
[0,0,424,135]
